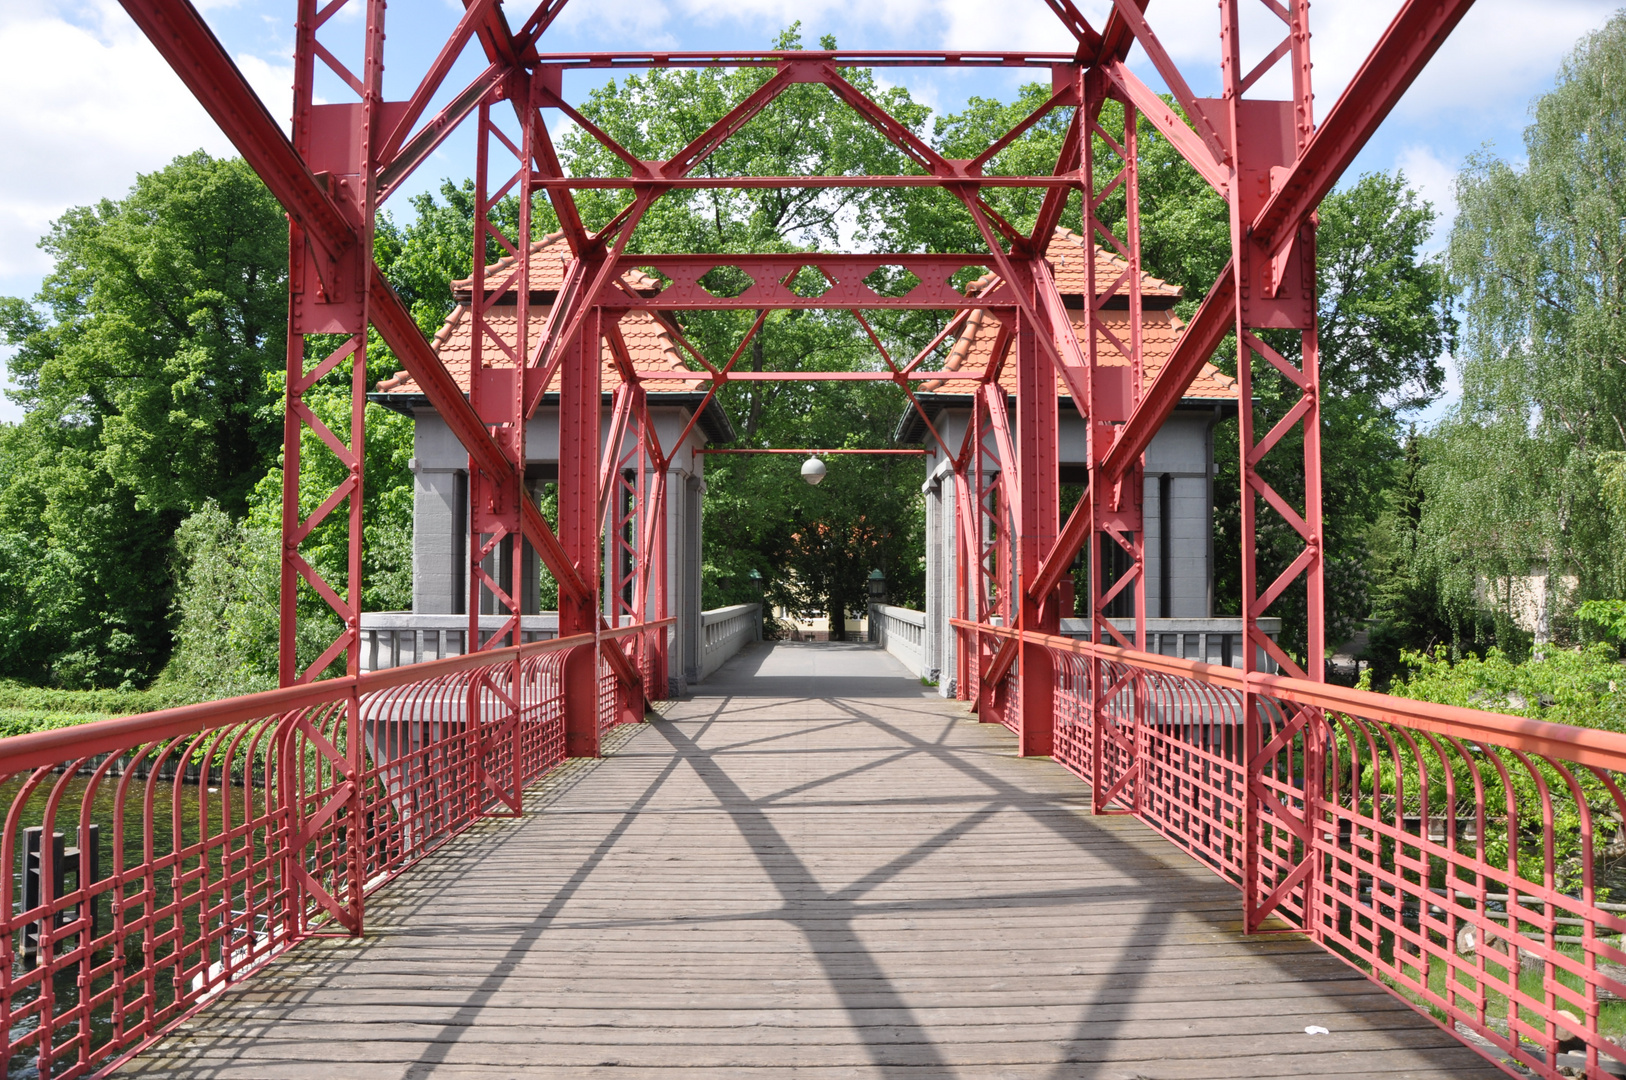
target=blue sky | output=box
[1,0,1620,424]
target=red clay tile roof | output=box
[917,228,1234,401]
[374,227,1233,405]
[1046,226,1182,299]
[374,232,699,397]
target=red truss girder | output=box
[119,0,1478,939]
[611,255,1014,310]
[532,50,1073,68]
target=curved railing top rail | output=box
[0,619,675,776]
[953,617,1626,771]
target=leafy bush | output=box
[0,709,116,739]
[1386,644,1626,897]
[1578,599,1626,647]
[0,680,190,716]
[1392,642,1626,732]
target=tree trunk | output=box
[829,598,846,642]
[746,311,765,437]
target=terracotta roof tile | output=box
[1046,226,1181,299]
[916,227,1233,401]
[447,232,661,297]
[917,307,1234,400]
[373,235,701,398]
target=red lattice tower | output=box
[121,0,1473,918]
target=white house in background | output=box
[894,227,1269,690]
[367,233,735,690]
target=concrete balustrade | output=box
[359,612,674,675]
[698,604,761,679]
[868,604,928,679]
[1056,616,1282,671]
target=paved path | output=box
[125,642,1502,1078]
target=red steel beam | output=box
[531,50,1075,68]
[626,253,1003,268]
[372,268,594,606]
[534,175,1082,189]
[378,0,504,163]
[1251,0,1476,253]
[1097,261,1235,485]
[695,448,927,455]
[1102,60,1228,195]
[377,61,507,199]
[1031,489,1092,602]
[631,370,985,382]
[1087,0,1475,518]
[1024,263,1234,603]
[117,0,354,268]
[1091,0,1147,63]
[122,1,598,614]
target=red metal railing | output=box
[958,620,1626,1080]
[0,622,668,1079]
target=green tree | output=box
[0,152,287,685]
[1420,13,1626,638]
[561,26,933,634]
[1212,172,1453,656]
[2,151,287,516]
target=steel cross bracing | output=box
[119,0,1474,933]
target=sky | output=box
[0,0,1620,425]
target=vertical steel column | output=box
[952,466,974,700]
[1014,305,1058,757]
[279,0,374,690]
[278,0,385,934]
[464,85,535,813]
[558,310,603,756]
[642,432,671,699]
[1081,96,1147,813]
[1217,0,1325,932]
[606,384,647,724]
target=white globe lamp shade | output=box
[801,457,827,486]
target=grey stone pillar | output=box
[412,465,465,615]
[941,469,959,697]
[923,475,941,681]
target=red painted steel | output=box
[100,0,1525,1070]
[0,624,664,1080]
[532,50,1074,68]
[695,448,928,455]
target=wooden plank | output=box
[122,642,1507,1079]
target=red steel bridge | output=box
[8,0,1626,1076]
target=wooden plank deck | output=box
[123,642,1504,1079]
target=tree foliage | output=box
[561,26,934,632]
[1415,13,1626,640]
[0,30,1460,683]
[0,152,287,685]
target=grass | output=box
[1384,935,1626,1047]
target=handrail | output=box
[954,616,1626,1077]
[0,620,676,776]
[953,617,1626,770]
[0,618,673,1080]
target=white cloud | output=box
[0,0,293,285]
[552,0,677,46]
[934,0,1082,52]
[235,52,297,129]
[1395,143,1460,247]
[1392,0,1614,122]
